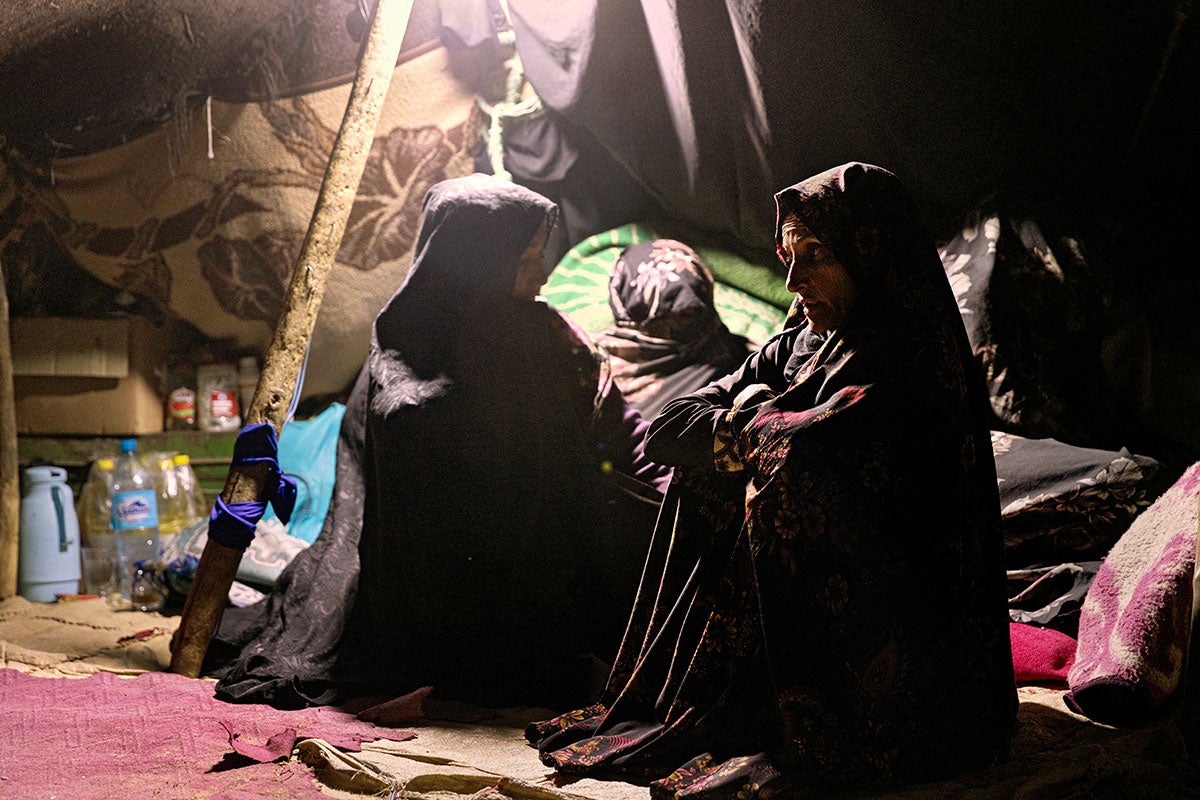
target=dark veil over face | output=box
[373,174,558,378]
[598,239,750,419]
[408,172,557,295]
[608,239,720,341]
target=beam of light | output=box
[640,0,699,191]
[724,0,771,175]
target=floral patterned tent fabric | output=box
[1,26,485,401]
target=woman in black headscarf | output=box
[213,174,667,710]
[527,163,1018,796]
[595,239,752,421]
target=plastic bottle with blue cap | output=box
[109,438,165,612]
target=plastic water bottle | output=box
[156,453,188,538]
[154,453,188,569]
[110,438,165,612]
[78,458,116,550]
[77,457,118,603]
[172,454,208,524]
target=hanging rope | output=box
[478,0,541,181]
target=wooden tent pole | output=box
[0,267,19,598]
[169,0,415,678]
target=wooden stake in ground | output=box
[169,0,415,678]
[0,267,19,599]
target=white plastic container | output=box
[18,466,82,602]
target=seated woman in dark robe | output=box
[595,239,752,421]
[527,163,1018,797]
[212,174,668,710]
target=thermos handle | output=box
[50,483,70,553]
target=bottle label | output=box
[112,490,159,530]
[168,387,196,421]
[209,389,238,419]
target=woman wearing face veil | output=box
[212,174,667,710]
[595,239,752,421]
[527,163,1017,796]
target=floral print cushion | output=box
[993,430,1169,569]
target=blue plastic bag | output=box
[261,402,346,543]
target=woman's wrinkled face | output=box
[780,214,857,333]
[513,222,550,299]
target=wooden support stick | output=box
[0,267,19,599]
[169,0,415,677]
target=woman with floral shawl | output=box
[213,174,667,710]
[595,239,752,421]
[527,163,1017,796]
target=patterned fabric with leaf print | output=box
[0,39,484,400]
[527,163,1018,799]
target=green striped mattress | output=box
[543,223,791,346]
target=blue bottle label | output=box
[112,490,159,529]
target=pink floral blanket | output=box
[1065,461,1200,724]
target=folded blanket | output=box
[1064,461,1200,725]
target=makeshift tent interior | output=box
[2,1,1200,799]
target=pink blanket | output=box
[0,669,412,800]
[1010,622,1076,684]
[1064,461,1200,725]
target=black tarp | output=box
[487,1,1197,263]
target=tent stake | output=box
[169,0,415,678]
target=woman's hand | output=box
[729,383,777,436]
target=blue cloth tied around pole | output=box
[207,422,299,551]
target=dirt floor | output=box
[3,594,1199,800]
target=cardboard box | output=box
[12,317,169,435]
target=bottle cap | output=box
[97,458,115,469]
[173,454,190,466]
[119,438,137,453]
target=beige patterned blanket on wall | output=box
[3,41,484,401]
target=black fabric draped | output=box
[437,1,1181,268]
[211,174,667,710]
[208,364,372,708]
